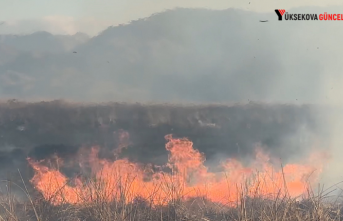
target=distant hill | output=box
[0,8,341,103]
[0,31,89,53]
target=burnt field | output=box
[0,100,340,221]
[0,100,328,173]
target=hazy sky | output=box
[1,0,343,35]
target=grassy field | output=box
[0,169,341,221]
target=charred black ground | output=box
[0,100,329,181]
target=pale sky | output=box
[1,0,343,35]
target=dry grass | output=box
[0,171,342,221]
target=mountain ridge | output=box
[0,7,340,103]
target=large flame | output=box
[28,134,326,206]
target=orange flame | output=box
[28,134,326,206]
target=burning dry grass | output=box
[0,135,339,221]
[0,175,342,221]
[27,135,326,206]
[0,101,337,220]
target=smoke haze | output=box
[0,7,342,104]
[0,6,343,190]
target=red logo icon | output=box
[278,9,286,16]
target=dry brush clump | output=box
[0,174,342,221]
